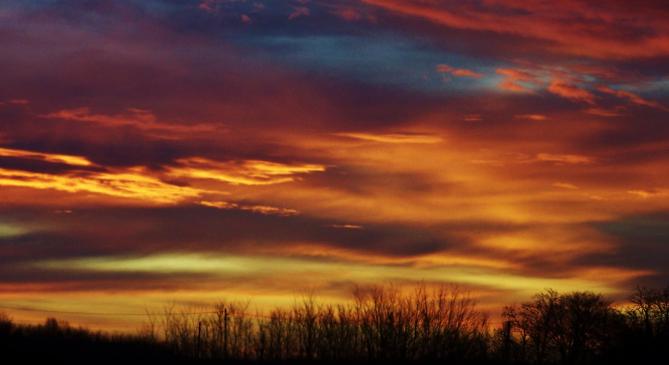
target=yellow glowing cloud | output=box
[200,200,299,216]
[251,243,517,271]
[627,189,666,199]
[0,167,204,204]
[553,182,579,190]
[536,153,593,164]
[330,224,364,230]
[0,223,26,238]
[168,157,325,186]
[0,146,93,166]
[515,114,547,121]
[334,132,443,144]
[36,252,628,297]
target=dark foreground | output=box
[1,285,669,364]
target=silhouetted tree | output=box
[618,284,669,362]
[0,312,12,336]
[5,284,669,364]
[502,290,618,364]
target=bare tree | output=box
[503,290,616,364]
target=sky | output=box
[1,0,669,331]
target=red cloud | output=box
[547,79,596,104]
[514,114,547,121]
[332,7,363,22]
[436,64,483,79]
[289,6,310,20]
[362,0,669,59]
[597,86,667,111]
[495,68,538,92]
[198,0,217,13]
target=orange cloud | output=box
[496,68,538,92]
[0,147,93,167]
[515,114,547,121]
[0,167,205,204]
[330,224,364,230]
[361,0,669,59]
[586,108,624,117]
[536,153,593,164]
[42,108,220,138]
[167,157,325,186]
[547,79,596,104]
[334,132,443,144]
[626,189,666,199]
[598,86,668,111]
[553,182,579,190]
[436,64,483,79]
[200,200,299,216]
[464,114,482,122]
[4,0,669,332]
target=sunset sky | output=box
[1,0,669,331]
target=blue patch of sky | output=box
[233,31,498,94]
[606,79,669,98]
[132,0,500,93]
[6,0,508,94]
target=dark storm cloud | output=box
[0,206,441,260]
[0,204,527,266]
[576,212,669,286]
[306,166,452,196]
[0,265,215,293]
[574,109,669,151]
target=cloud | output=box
[361,0,669,59]
[547,79,596,104]
[536,153,593,165]
[288,6,310,20]
[2,0,669,325]
[464,114,482,122]
[0,147,92,167]
[597,86,668,111]
[198,0,219,14]
[200,200,299,216]
[436,64,483,79]
[167,157,325,186]
[627,189,666,199]
[330,224,364,230]
[0,167,205,204]
[585,108,624,117]
[334,132,442,144]
[0,99,28,108]
[514,114,547,121]
[42,107,221,139]
[582,212,669,286]
[553,182,579,190]
[496,68,538,92]
[331,7,365,22]
[0,205,484,265]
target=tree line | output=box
[1,284,668,364]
